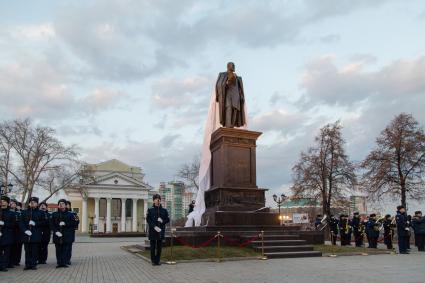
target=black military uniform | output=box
[366,214,379,248]
[12,202,23,266]
[38,202,51,264]
[20,196,46,270]
[65,200,79,265]
[396,206,410,254]
[147,194,169,265]
[0,196,16,272]
[329,215,339,245]
[411,211,425,251]
[51,199,78,268]
[351,212,363,247]
[383,214,395,250]
[339,214,352,246]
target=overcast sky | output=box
[1,0,425,211]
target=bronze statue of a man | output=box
[215,62,246,128]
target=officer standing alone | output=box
[147,194,169,266]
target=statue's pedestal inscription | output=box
[202,128,279,226]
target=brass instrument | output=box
[319,215,328,231]
[345,221,352,234]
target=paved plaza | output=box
[1,236,424,283]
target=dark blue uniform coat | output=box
[147,205,169,240]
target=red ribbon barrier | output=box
[174,235,217,249]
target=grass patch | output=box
[314,245,390,254]
[139,246,260,261]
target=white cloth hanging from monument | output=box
[185,87,247,227]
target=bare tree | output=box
[37,161,94,203]
[0,135,12,187]
[361,113,425,208]
[291,121,356,217]
[177,155,200,191]
[0,119,79,204]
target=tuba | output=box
[319,215,328,231]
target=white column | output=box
[82,197,88,233]
[143,199,149,233]
[106,198,112,233]
[132,198,138,232]
[94,198,99,232]
[121,198,126,232]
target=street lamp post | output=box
[272,193,288,225]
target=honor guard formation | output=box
[0,196,79,271]
[314,205,425,254]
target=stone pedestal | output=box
[202,128,279,226]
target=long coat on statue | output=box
[215,72,246,127]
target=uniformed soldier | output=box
[411,211,425,252]
[0,196,16,272]
[20,196,46,270]
[51,199,77,268]
[7,199,18,269]
[147,194,169,265]
[351,212,363,247]
[339,214,352,246]
[366,214,379,248]
[65,200,79,265]
[12,201,23,266]
[383,214,395,250]
[396,205,410,254]
[328,215,339,245]
[38,202,51,264]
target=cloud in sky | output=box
[1,0,425,202]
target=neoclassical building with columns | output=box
[64,159,152,234]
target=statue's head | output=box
[227,62,235,72]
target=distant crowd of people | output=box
[315,205,425,254]
[0,196,79,271]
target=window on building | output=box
[112,199,121,217]
[99,198,106,218]
[126,199,132,217]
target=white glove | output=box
[0,220,4,226]
[29,220,36,226]
[59,221,66,226]
[154,226,162,233]
[157,217,163,223]
[405,227,410,231]
[25,230,32,236]
[55,231,63,237]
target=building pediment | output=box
[93,172,148,188]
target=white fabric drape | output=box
[185,86,247,227]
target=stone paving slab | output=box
[1,238,424,283]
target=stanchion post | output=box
[258,230,267,260]
[216,231,223,262]
[166,228,177,265]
